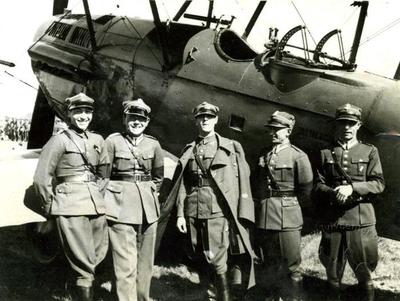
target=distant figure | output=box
[104,98,164,301]
[254,111,313,301]
[314,103,385,301]
[166,102,255,301]
[0,121,4,140]
[33,93,110,301]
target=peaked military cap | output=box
[192,102,219,118]
[66,93,94,111]
[123,98,151,117]
[265,111,295,129]
[335,103,362,122]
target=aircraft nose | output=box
[367,80,400,239]
[366,81,400,135]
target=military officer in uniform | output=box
[34,93,110,301]
[165,102,255,301]
[254,111,313,301]
[314,103,385,301]
[104,98,164,301]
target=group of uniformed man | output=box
[33,92,384,301]
[0,117,30,142]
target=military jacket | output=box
[254,143,313,231]
[165,133,256,288]
[178,134,225,219]
[314,141,385,227]
[33,128,110,216]
[104,133,164,224]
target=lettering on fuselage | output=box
[296,126,331,145]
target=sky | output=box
[1,0,399,118]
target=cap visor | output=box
[195,113,217,118]
[335,116,359,122]
[125,112,147,117]
[264,123,287,128]
[69,105,93,111]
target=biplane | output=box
[1,0,400,263]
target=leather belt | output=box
[266,190,295,197]
[57,173,97,183]
[110,174,152,182]
[191,177,212,187]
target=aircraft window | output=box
[215,29,258,62]
[95,15,115,25]
[229,114,245,132]
[47,22,72,40]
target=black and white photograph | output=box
[1,1,400,300]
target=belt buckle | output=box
[133,174,141,183]
[84,173,90,182]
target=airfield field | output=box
[1,140,400,300]
[1,226,400,301]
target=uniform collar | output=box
[196,133,216,145]
[127,133,144,146]
[272,141,290,154]
[337,139,359,150]
[68,127,88,139]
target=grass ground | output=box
[1,225,400,301]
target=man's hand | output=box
[334,185,353,204]
[176,216,187,233]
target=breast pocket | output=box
[64,145,84,167]
[88,144,101,162]
[141,152,154,171]
[114,151,133,170]
[275,164,294,182]
[351,156,369,177]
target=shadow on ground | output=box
[246,275,400,301]
[1,225,400,300]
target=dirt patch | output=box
[1,226,400,300]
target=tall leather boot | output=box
[71,286,93,301]
[289,278,305,301]
[215,273,231,301]
[360,282,374,301]
[326,279,341,301]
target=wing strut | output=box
[149,0,170,70]
[82,0,97,51]
[206,0,214,28]
[242,0,267,39]
[173,0,193,22]
[0,60,15,67]
[349,1,369,65]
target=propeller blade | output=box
[27,88,55,149]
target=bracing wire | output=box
[123,17,163,68]
[338,5,358,28]
[290,0,317,47]
[343,16,400,56]
[160,0,171,21]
